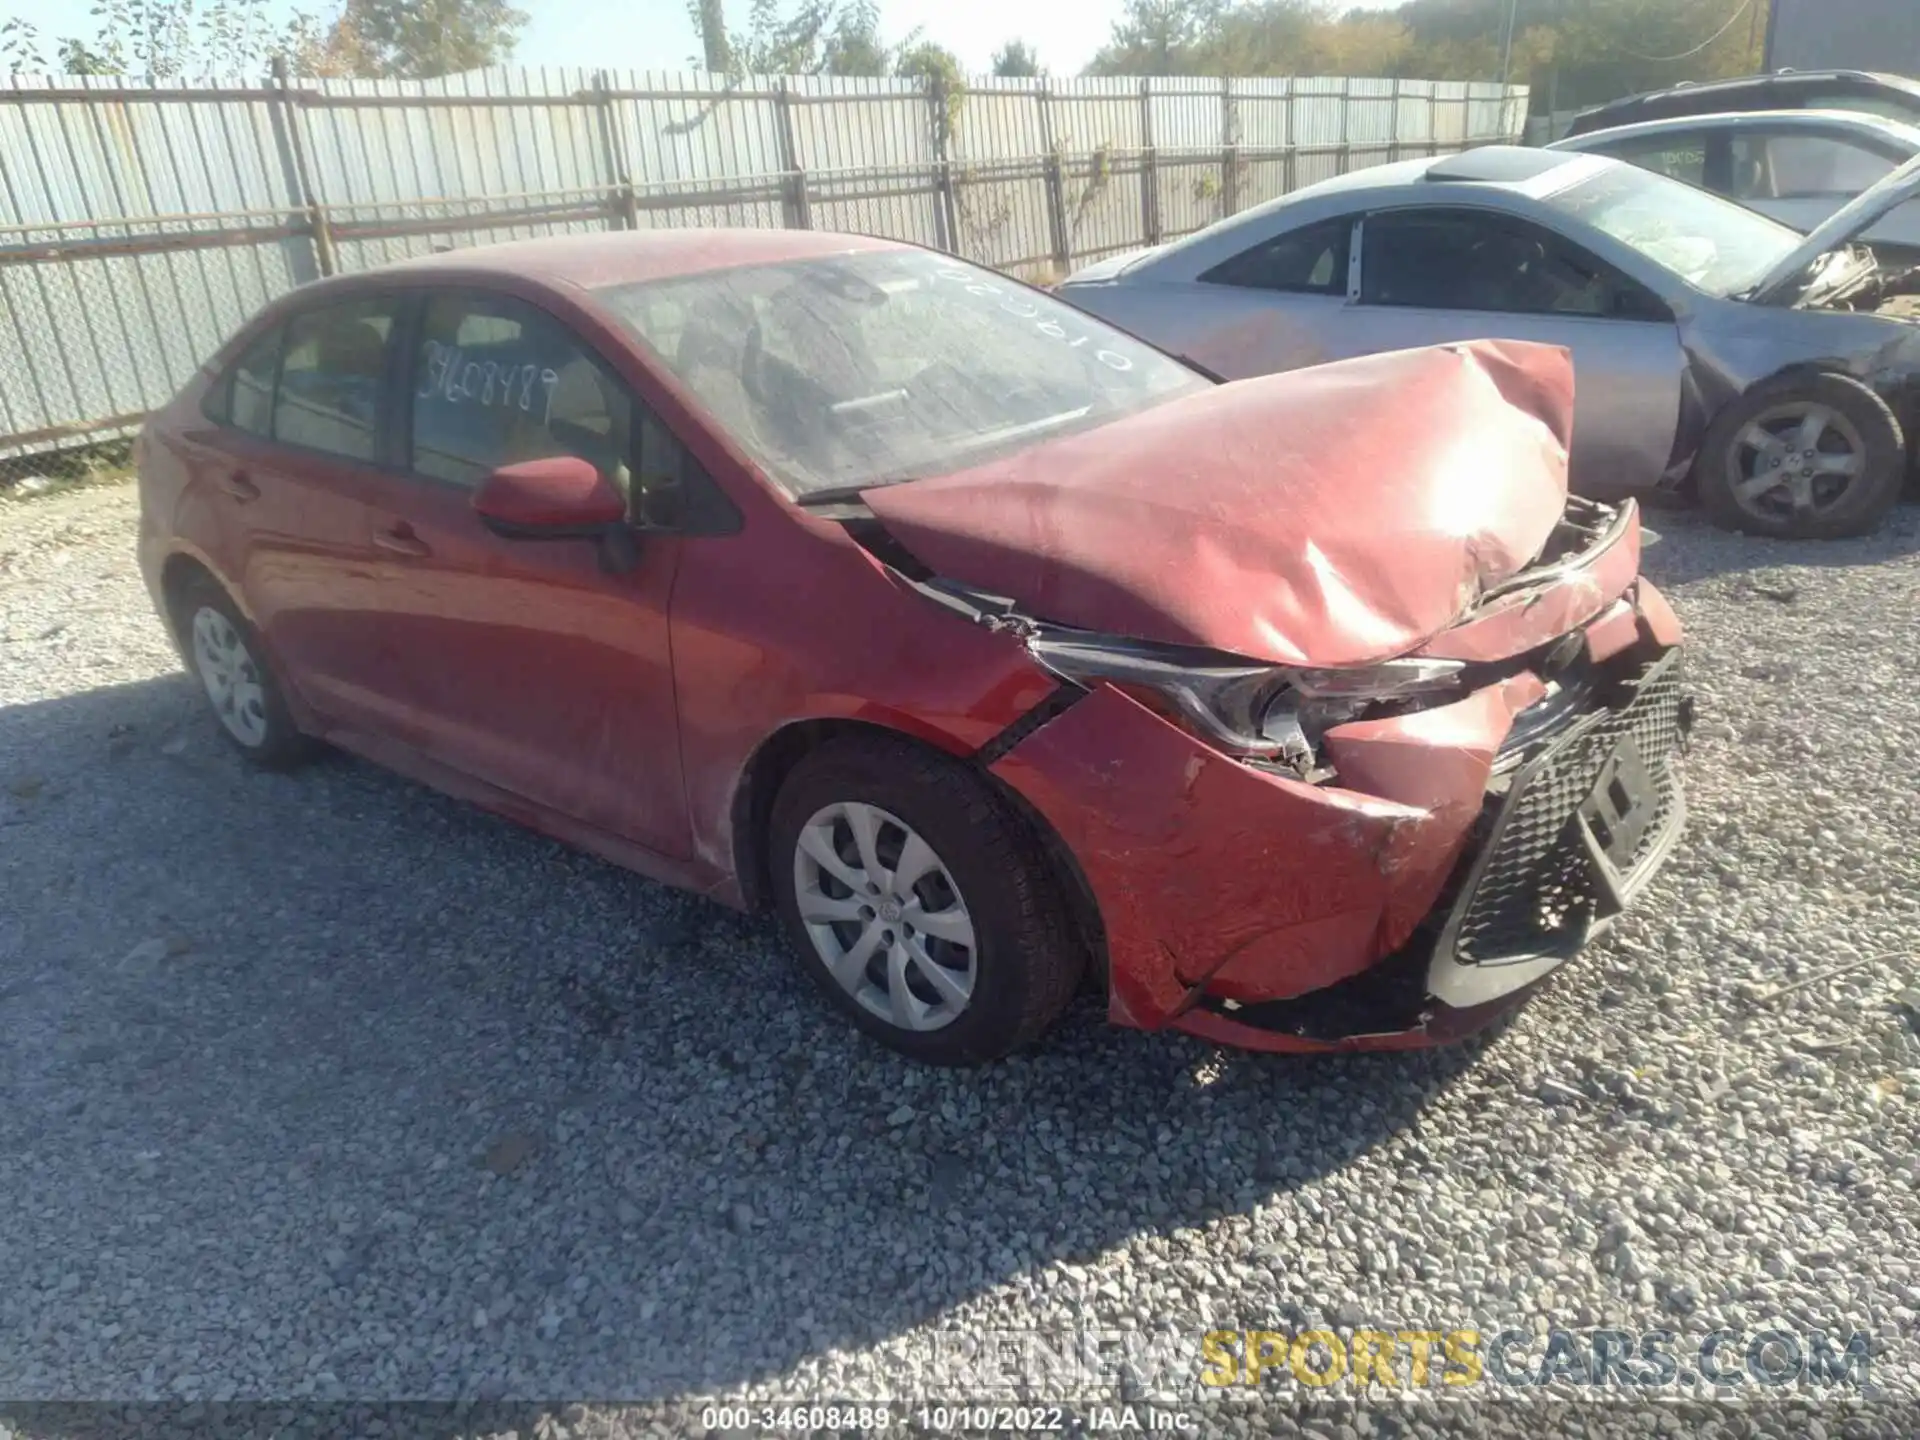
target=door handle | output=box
[219,470,260,502]
[373,522,431,558]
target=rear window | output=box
[596,250,1206,498]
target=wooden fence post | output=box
[269,56,334,276]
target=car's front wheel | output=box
[768,735,1084,1065]
[1694,372,1905,540]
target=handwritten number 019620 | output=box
[931,268,1134,373]
[418,339,561,423]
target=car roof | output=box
[362,228,910,290]
[1566,70,1920,136]
[1552,107,1920,151]
[1130,147,1615,282]
[1244,145,1601,210]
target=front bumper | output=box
[987,584,1691,1054]
[1186,646,1690,1051]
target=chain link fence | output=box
[0,67,1527,492]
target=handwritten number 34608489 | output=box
[419,340,561,423]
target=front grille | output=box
[1448,654,1687,966]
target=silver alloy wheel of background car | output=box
[190,605,269,748]
[791,800,977,1032]
[1726,400,1866,525]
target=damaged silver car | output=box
[1057,147,1920,539]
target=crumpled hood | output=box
[1750,150,1920,305]
[862,339,1576,668]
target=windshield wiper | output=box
[1177,353,1228,384]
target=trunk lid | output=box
[1061,246,1163,285]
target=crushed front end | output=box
[984,494,1694,1053]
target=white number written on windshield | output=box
[930,267,1135,373]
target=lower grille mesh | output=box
[1452,660,1687,965]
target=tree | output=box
[2,0,323,81]
[1083,0,1768,115]
[822,2,890,76]
[57,39,119,73]
[1087,0,1227,76]
[894,40,962,85]
[991,39,1042,77]
[694,0,730,71]
[0,0,526,81]
[704,0,889,77]
[317,0,528,78]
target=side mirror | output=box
[473,456,628,538]
[473,456,640,574]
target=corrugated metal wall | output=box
[0,67,1527,469]
[1765,0,1920,76]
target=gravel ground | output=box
[1,484,1918,1435]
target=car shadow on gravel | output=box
[2,675,1505,1404]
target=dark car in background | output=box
[1565,70,1920,140]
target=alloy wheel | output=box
[791,801,977,1032]
[1725,401,1866,526]
[190,606,269,747]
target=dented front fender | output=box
[987,678,1542,1032]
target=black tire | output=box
[172,576,315,770]
[1694,371,1905,539]
[768,734,1085,1065]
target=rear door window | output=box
[272,299,398,463]
[223,327,281,437]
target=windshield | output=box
[596,251,1207,498]
[1544,163,1804,298]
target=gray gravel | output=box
[1,485,1917,1430]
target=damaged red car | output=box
[136,229,1692,1065]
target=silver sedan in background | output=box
[1057,146,1920,539]
[1548,110,1920,259]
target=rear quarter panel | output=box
[138,370,245,623]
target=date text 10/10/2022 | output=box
[697,1404,1196,1431]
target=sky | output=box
[7,0,1401,78]
[541,0,1135,76]
[539,0,1401,76]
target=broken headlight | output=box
[1027,630,1464,774]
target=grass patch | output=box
[1,438,137,503]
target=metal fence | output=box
[0,66,1527,484]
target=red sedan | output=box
[135,229,1691,1065]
